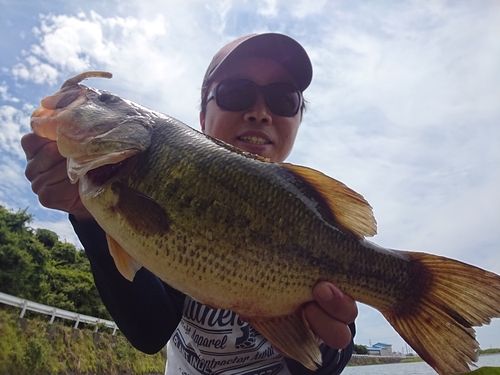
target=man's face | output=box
[200,57,301,163]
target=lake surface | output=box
[343,353,500,375]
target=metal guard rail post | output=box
[0,291,118,335]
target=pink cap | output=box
[202,33,313,93]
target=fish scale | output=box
[30,71,500,374]
[86,115,416,315]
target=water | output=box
[343,353,500,375]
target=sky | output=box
[1,0,499,356]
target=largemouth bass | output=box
[30,72,500,375]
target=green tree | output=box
[354,344,368,354]
[0,205,110,320]
[0,207,49,300]
[35,228,58,248]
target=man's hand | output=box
[303,282,357,349]
[21,132,93,222]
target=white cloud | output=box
[289,0,328,19]
[0,83,20,102]
[11,56,59,85]
[290,2,500,269]
[0,105,32,158]
[257,0,279,17]
[0,156,82,248]
[477,319,500,350]
[0,154,35,219]
[205,0,234,35]
[9,10,213,123]
[0,155,26,193]
[1,0,499,352]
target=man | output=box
[22,33,357,374]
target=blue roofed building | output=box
[366,342,393,356]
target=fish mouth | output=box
[66,150,137,184]
[29,71,128,184]
[31,89,134,185]
[85,160,126,187]
[30,71,113,140]
[30,91,88,141]
[75,157,134,202]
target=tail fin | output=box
[381,252,500,375]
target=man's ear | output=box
[199,111,206,133]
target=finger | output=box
[21,133,53,160]
[25,142,65,182]
[313,282,358,324]
[33,171,81,212]
[30,157,69,192]
[303,302,353,349]
[31,167,92,220]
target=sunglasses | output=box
[206,78,303,117]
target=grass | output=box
[0,307,165,374]
[401,357,424,363]
[480,348,500,355]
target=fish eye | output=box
[98,93,115,103]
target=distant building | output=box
[366,342,393,356]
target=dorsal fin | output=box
[282,163,377,238]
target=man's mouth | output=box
[238,136,271,145]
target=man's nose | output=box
[243,94,272,124]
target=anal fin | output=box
[246,310,321,371]
[106,233,142,281]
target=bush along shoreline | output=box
[0,307,166,375]
[348,349,500,367]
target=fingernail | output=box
[316,283,332,301]
[329,285,344,300]
[316,283,343,302]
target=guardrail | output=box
[0,291,118,334]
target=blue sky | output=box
[1,0,499,357]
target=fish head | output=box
[30,71,153,183]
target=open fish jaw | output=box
[67,150,139,184]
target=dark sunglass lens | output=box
[265,84,301,116]
[216,80,256,111]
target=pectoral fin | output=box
[282,163,377,238]
[106,233,142,281]
[246,310,321,371]
[112,182,171,236]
